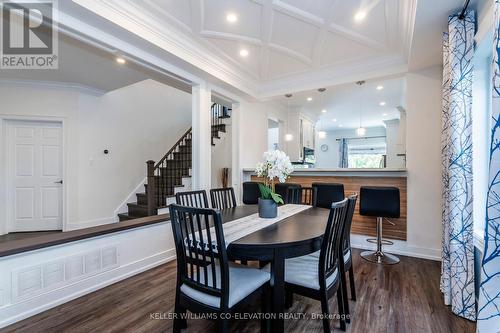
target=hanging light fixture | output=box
[356,81,366,137]
[318,88,327,139]
[284,94,293,141]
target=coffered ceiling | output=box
[71,0,416,97]
[136,0,402,81]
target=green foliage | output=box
[258,183,284,204]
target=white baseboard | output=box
[0,248,175,329]
[350,234,441,261]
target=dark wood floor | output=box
[2,249,476,333]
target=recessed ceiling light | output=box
[116,57,126,64]
[338,124,343,127]
[354,11,367,22]
[318,131,327,139]
[226,13,238,23]
[376,85,384,90]
[332,118,337,122]
[239,49,249,57]
[382,113,388,116]
[379,101,386,106]
[321,109,327,113]
[307,97,313,101]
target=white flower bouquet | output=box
[255,150,294,204]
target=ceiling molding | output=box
[68,0,420,100]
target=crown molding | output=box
[0,79,106,96]
[257,54,408,98]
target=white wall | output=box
[405,66,443,255]
[0,80,191,232]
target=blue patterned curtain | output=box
[338,138,348,168]
[440,11,476,320]
[477,1,500,331]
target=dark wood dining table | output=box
[219,205,330,333]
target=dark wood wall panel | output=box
[251,175,407,240]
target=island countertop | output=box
[242,167,407,177]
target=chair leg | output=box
[218,318,229,333]
[348,265,356,301]
[320,295,332,333]
[173,292,187,332]
[340,271,350,323]
[285,290,294,309]
[240,259,248,265]
[336,290,346,331]
[261,286,271,333]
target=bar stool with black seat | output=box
[281,198,349,332]
[312,183,345,208]
[275,183,301,203]
[359,186,400,264]
[210,187,237,209]
[175,190,209,208]
[169,204,270,333]
[242,181,262,205]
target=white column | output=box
[231,102,242,203]
[192,84,212,190]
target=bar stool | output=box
[312,183,345,208]
[242,182,262,205]
[359,186,400,265]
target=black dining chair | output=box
[286,187,317,205]
[175,190,209,208]
[210,187,237,209]
[282,198,349,332]
[169,204,270,333]
[312,183,345,209]
[242,181,262,204]
[338,194,358,322]
[275,183,301,203]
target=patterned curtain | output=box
[477,1,500,331]
[338,138,348,168]
[440,11,476,320]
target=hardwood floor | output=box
[2,249,476,333]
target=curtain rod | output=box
[335,135,386,141]
[459,0,471,20]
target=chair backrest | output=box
[175,190,209,208]
[285,187,317,206]
[312,183,345,208]
[275,183,301,202]
[301,187,317,206]
[210,187,237,209]
[341,194,358,254]
[169,204,229,308]
[242,182,262,204]
[318,198,349,291]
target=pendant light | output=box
[317,88,327,139]
[356,81,366,137]
[284,94,293,141]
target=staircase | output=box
[118,103,231,221]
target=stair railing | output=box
[146,127,192,215]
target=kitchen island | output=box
[243,168,407,240]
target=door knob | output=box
[54,180,63,184]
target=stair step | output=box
[118,213,142,222]
[136,192,148,205]
[127,202,153,217]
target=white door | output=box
[7,120,63,232]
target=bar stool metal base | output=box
[361,216,400,265]
[360,250,400,264]
[366,238,394,245]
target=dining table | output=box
[217,204,330,333]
